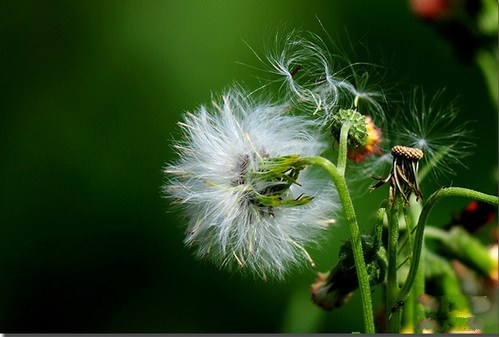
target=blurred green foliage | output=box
[0,0,496,332]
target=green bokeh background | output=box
[0,0,497,332]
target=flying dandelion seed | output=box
[391,89,474,181]
[249,29,387,128]
[355,88,474,196]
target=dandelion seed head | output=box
[165,87,338,279]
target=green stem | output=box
[301,156,375,333]
[373,207,385,253]
[398,187,498,302]
[387,197,402,332]
[401,207,414,256]
[401,205,418,332]
[401,286,414,332]
[412,246,425,333]
[336,122,351,176]
[403,197,425,332]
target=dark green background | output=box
[0,0,497,332]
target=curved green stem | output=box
[387,197,402,332]
[337,122,351,176]
[412,244,425,333]
[401,286,415,333]
[373,207,385,253]
[404,200,425,333]
[398,187,498,302]
[301,156,375,333]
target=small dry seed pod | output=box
[390,145,423,160]
[370,145,424,204]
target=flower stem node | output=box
[370,145,424,204]
[330,109,382,162]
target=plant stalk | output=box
[301,155,375,333]
[398,187,498,302]
[387,197,402,332]
[336,122,351,176]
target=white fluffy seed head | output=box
[164,87,338,280]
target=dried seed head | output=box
[391,145,424,160]
[371,145,424,204]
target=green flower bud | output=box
[331,109,369,147]
[330,109,382,162]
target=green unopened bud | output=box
[311,235,387,310]
[331,109,369,147]
[330,109,382,162]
